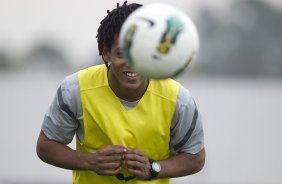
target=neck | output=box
[111,80,149,102]
[108,71,149,102]
[118,88,147,102]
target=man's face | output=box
[103,35,147,91]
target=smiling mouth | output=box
[124,71,138,77]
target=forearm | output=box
[37,130,127,176]
[158,148,205,178]
[36,130,89,170]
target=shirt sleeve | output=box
[170,85,204,154]
[41,72,80,144]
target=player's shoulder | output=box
[177,84,194,107]
[58,72,81,116]
[78,64,106,80]
[61,72,79,90]
[149,78,180,102]
[151,78,180,92]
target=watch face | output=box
[152,162,161,172]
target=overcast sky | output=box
[0,0,281,66]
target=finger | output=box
[98,166,122,176]
[102,145,127,154]
[98,145,127,156]
[125,153,147,164]
[98,162,122,170]
[125,159,150,180]
[126,148,146,156]
[97,154,124,163]
[125,160,144,170]
[127,167,143,177]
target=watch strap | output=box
[145,159,160,180]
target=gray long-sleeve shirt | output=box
[42,72,204,154]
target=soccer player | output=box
[36,1,205,184]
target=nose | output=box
[119,55,130,68]
[120,50,134,68]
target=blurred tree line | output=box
[0,0,281,77]
[195,0,282,77]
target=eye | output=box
[116,49,123,58]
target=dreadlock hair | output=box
[96,1,142,65]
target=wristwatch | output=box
[146,159,161,180]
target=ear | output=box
[102,46,110,64]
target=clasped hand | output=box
[86,145,151,180]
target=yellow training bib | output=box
[73,65,179,184]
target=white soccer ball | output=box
[119,3,199,79]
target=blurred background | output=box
[0,0,281,183]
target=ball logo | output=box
[122,24,137,67]
[137,17,155,27]
[158,15,184,55]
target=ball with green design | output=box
[119,3,199,79]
